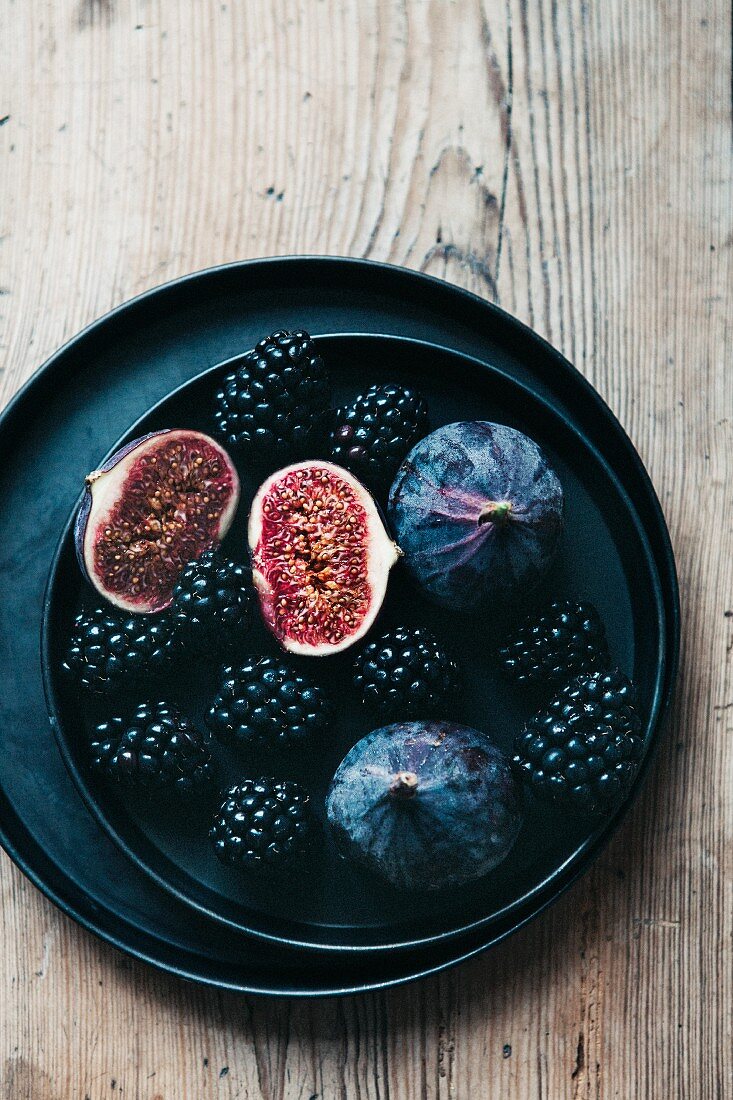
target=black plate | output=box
[0,257,679,992]
[46,333,668,952]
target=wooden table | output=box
[1,3,730,1097]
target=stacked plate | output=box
[0,258,678,995]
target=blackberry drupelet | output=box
[210,778,316,869]
[63,606,172,695]
[90,701,215,797]
[512,668,644,817]
[329,383,428,493]
[206,656,334,750]
[213,329,330,461]
[171,550,253,655]
[353,626,459,719]
[498,599,609,690]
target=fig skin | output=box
[76,429,240,613]
[248,460,400,657]
[326,721,523,891]
[387,421,563,610]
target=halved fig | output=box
[75,429,240,613]
[248,461,400,656]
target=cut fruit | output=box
[248,460,400,656]
[75,429,240,613]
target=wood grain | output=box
[1,1,731,1097]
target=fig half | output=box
[75,429,240,613]
[248,460,400,656]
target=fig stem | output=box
[478,500,513,527]
[85,470,104,487]
[389,771,419,798]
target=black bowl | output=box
[44,333,671,952]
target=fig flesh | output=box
[326,721,523,891]
[248,460,400,656]
[388,421,563,610]
[76,429,240,613]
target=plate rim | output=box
[0,799,596,997]
[43,330,674,953]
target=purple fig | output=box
[326,721,523,891]
[387,421,563,610]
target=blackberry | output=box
[90,701,215,797]
[353,626,459,719]
[213,329,330,461]
[512,668,644,817]
[206,656,334,750]
[171,550,253,655]
[329,383,428,493]
[498,600,609,690]
[210,778,316,869]
[63,606,172,695]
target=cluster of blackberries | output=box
[64,550,254,696]
[212,329,430,491]
[499,599,643,817]
[84,652,331,869]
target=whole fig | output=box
[326,721,522,891]
[388,421,563,610]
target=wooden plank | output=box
[0,1,730,1097]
